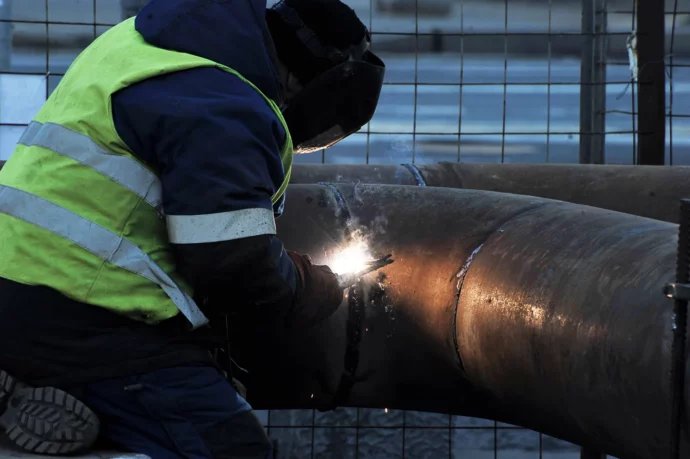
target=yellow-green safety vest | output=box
[0,18,294,328]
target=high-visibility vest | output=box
[0,18,294,329]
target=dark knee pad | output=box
[201,410,273,458]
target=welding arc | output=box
[225,183,687,459]
[337,254,394,289]
[289,162,690,224]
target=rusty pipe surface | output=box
[289,162,690,223]
[226,183,686,459]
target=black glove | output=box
[287,251,344,328]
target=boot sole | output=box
[0,370,99,455]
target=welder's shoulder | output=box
[111,67,286,166]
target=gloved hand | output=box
[287,251,344,328]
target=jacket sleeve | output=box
[111,67,298,320]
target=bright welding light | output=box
[331,241,371,275]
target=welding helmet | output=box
[266,0,385,153]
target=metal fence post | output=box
[579,0,607,165]
[0,0,11,71]
[636,0,666,165]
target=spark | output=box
[384,408,388,413]
[330,240,372,275]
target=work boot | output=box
[0,370,99,455]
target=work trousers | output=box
[75,364,274,459]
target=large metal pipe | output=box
[3,160,689,222]
[1,161,686,457]
[226,183,686,459]
[289,162,690,223]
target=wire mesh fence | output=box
[666,0,690,164]
[0,0,677,457]
[1,0,675,167]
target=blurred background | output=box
[0,0,683,457]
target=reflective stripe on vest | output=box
[19,121,163,209]
[0,184,208,328]
[166,208,277,244]
[8,122,209,328]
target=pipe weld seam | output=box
[451,203,545,374]
[452,244,484,372]
[317,182,364,410]
[324,279,366,410]
[319,182,354,240]
[402,163,427,187]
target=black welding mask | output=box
[266,0,385,153]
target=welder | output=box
[0,0,384,457]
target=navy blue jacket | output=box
[112,0,297,315]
